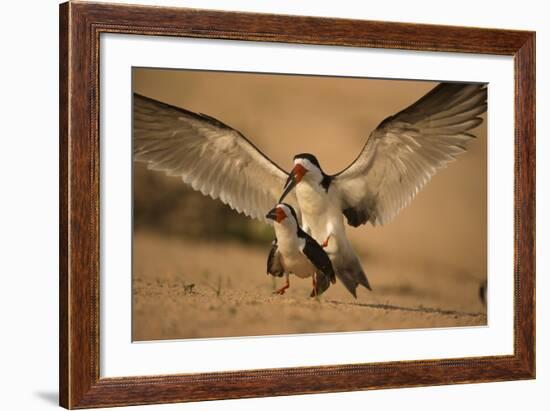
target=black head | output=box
[280,203,299,223]
[293,153,322,170]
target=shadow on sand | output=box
[326,299,485,318]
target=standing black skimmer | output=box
[134,82,487,297]
[265,203,336,297]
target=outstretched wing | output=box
[332,82,487,227]
[134,94,299,222]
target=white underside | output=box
[273,222,315,279]
[296,181,354,260]
[281,253,315,279]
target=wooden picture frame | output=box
[59,1,535,408]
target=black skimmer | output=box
[265,203,336,297]
[134,82,487,297]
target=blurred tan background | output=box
[132,68,487,341]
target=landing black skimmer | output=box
[134,82,487,297]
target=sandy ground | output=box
[132,231,486,341]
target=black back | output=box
[299,231,336,284]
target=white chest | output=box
[280,253,315,279]
[273,226,315,279]
[295,182,327,216]
[295,183,343,245]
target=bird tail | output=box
[333,257,371,298]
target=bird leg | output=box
[274,276,290,295]
[310,272,318,297]
[322,234,332,248]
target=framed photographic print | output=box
[59,1,535,409]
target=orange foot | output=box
[274,279,290,295]
[322,234,332,248]
[310,273,318,297]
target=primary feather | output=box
[133,94,300,222]
[333,83,487,226]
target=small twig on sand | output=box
[206,275,223,297]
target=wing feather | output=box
[134,94,299,222]
[267,240,285,277]
[333,82,487,226]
